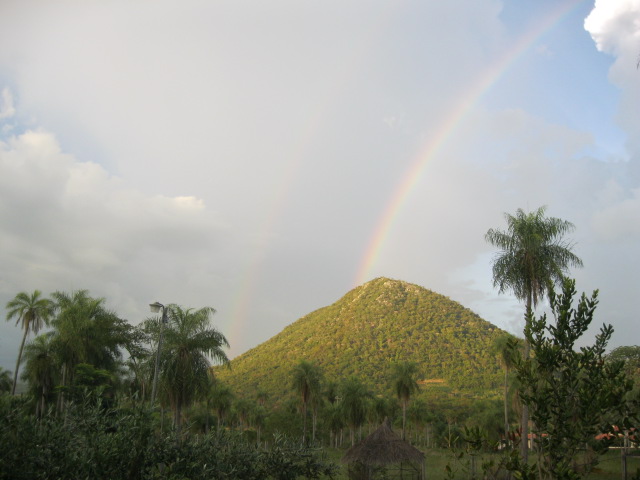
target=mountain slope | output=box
[216,277,506,398]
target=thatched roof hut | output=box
[342,418,425,480]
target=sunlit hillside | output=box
[215,277,508,400]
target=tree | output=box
[407,397,430,444]
[391,361,419,440]
[155,305,229,431]
[607,346,640,407]
[485,206,583,462]
[0,367,12,394]
[50,290,131,411]
[121,326,152,405]
[340,376,372,446]
[21,333,58,416]
[368,396,392,432]
[324,380,339,405]
[607,345,640,378]
[5,290,55,395]
[492,334,520,443]
[291,360,322,444]
[209,381,234,429]
[234,397,254,431]
[512,279,632,479]
[325,402,346,448]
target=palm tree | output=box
[408,398,429,444]
[492,334,520,445]
[209,381,234,429]
[250,404,267,445]
[309,387,323,443]
[21,333,58,416]
[121,323,152,404]
[6,290,55,395]
[155,305,229,431]
[485,206,583,462]
[340,376,372,446]
[391,361,419,440]
[291,360,322,444]
[50,290,131,411]
[233,398,252,430]
[325,402,346,447]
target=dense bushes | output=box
[0,395,336,480]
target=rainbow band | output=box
[224,0,589,357]
[353,0,588,286]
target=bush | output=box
[0,394,336,480]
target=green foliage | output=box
[513,279,634,480]
[290,360,323,443]
[608,345,640,379]
[60,363,115,407]
[486,206,583,463]
[340,376,372,446]
[491,333,521,440]
[147,304,229,429]
[51,290,131,382]
[208,380,234,428]
[0,393,336,480]
[21,333,58,415]
[5,290,55,395]
[0,367,12,394]
[217,278,506,402]
[391,360,419,440]
[485,206,583,310]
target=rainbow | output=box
[353,0,589,286]
[224,0,590,356]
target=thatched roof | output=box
[342,418,425,466]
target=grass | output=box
[321,446,640,479]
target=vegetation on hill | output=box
[216,277,507,400]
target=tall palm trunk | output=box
[521,294,532,463]
[302,402,307,444]
[173,397,183,433]
[57,364,68,415]
[402,399,408,440]
[504,367,509,442]
[312,406,317,443]
[11,329,28,395]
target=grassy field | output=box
[321,447,640,479]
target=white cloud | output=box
[585,0,640,156]
[0,127,229,309]
[585,0,640,56]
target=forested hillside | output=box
[216,277,507,399]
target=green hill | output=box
[216,277,507,399]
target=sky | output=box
[1,0,639,372]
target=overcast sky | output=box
[1,0,639,372]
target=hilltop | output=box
[216,277,507,399]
